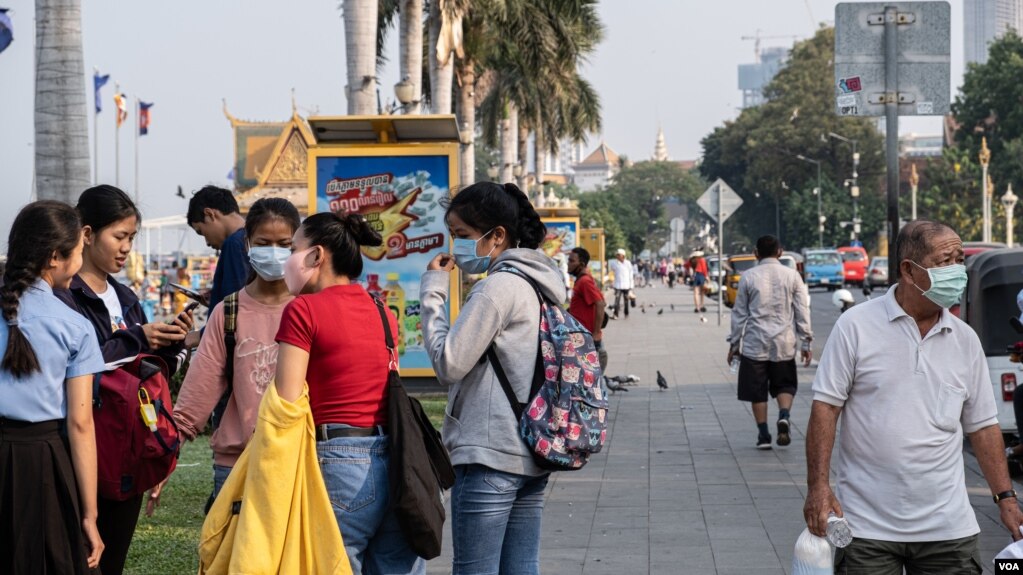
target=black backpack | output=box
[210,292,239,429]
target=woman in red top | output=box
[274,212,422,575]
[689,251,709,313]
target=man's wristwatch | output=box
[993,489,1017,503]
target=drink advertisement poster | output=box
[311,150,456,375]
[541,218,578,287]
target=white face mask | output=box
[248,246,290,281]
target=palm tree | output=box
[34,0,90,203]
[399,0,424,113]
[342,0,378,115]
[428,0,461,114]
[477,0,603,191]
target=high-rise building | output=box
[737,46,789,109]
[965,0,1023,64]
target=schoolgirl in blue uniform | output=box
[0,201,107,574]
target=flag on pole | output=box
[114,92,127,127]
[93,71,110,113]
[0,8,13,55]
[139,101,153,135]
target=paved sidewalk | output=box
[425,284,1016,574]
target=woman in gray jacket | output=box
[421,182,566,575]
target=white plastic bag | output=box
[791,527,834,575]
[995,527,1023,560]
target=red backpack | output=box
[93,355,180,500]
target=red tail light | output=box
[1003,373,1017,401]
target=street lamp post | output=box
[1003,184,1018,247]
[777,181,787,239]
[393,76,418,114]
[828,132,860,240]
[909,163,919,221]
[797,155,824,248]
[979,137,991,242]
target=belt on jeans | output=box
[315,425,384,441]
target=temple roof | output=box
[227,100,314,214]
[576,142,620,168]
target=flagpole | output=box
[93,68,99,185]
[134,96,140,205]
[114,83,120,188]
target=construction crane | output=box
[740,30,800,63]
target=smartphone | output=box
[169,282,206,303]
[167,301,202,325]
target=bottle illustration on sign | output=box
[385,273,406,356]
[365,274,385,300]
[404,300,423,352]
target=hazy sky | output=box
[0,0,966,248]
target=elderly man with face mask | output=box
[805,219,1023,574]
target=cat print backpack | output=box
[487,268,608,471]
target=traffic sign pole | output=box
[835,1,950,285]
[696,179,743,327]
[884,6,900,285]
[718,184,724,326]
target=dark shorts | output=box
[693,272,706,287]
[736,356,798,402]
[835,535,982,575]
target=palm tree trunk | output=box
[457,63,475,188]
[517,122,529,190]
[35,0,90,203]
[399,0,423,114]
[533,121,546,194]
[343,0,377,115]
[428,0,453,114]
[500,102,517,183]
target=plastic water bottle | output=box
[826,513,852,548]
[729,357,740,374]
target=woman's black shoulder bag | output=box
[372,298,455,560]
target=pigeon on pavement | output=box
[656,371,669,391]
[605,377,629,394]
[607,374,640,386]
[657,308,664,315]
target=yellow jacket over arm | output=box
[199,383,352,575]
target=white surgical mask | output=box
[248,246,290,281]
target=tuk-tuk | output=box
[960,248,1023,435]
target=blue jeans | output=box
[451,464,550,575]
[204,463,234,515]
[212,464,232,499]
[317,432,424,575]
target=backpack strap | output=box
[222,291,239,399]
[487,347,526,421]
[484,267,546,418]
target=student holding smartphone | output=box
[55,185,193,575]
[170,199,298,504]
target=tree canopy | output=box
[951,31,1023,200]
[699,27,886,252]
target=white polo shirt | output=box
[609,258,634,290]
[812,285,998,542]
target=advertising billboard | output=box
[310,145,458,376]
